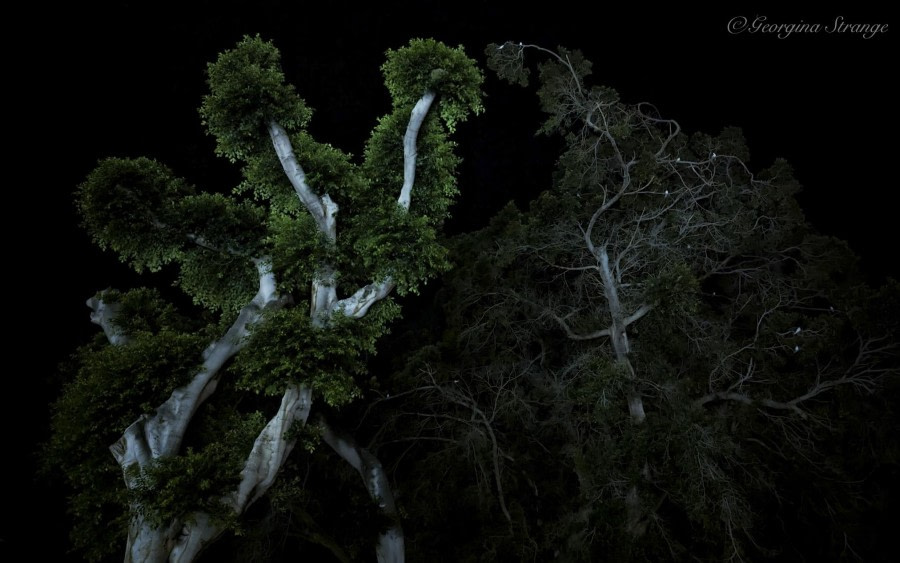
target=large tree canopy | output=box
[45,35,483,562]
[359,42,900,562]
[43,35,898,563]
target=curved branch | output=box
[415,378,514,524]
[514,42,586,93]
[398,90,437,210]
[550,311,611,341]
[623,304,653,327]
[111,259,283,470]
[696,336,895,416]
[165,385,315,562]
[331,279,395,319]
[317,88,438,323]
[268,120,337,241]
[694,391,807,418]
[318,417,404,563]
[232,384,313,509]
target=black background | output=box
[7,2,894,559]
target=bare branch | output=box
[623,303,653,327]
[550,310,611,341]
[695,335,894,417]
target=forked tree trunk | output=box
[109,85,438,561]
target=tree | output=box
[45,35,483,562]
[367,43,899,561]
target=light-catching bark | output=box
[319,418,404,563]
[101,86,439,562]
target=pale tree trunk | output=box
[596,246,646,424]
[96,261,302,562]
[319,419,404,563]
[551,242,653,537]
[594,246,649,536]
[165,385,314,562]
[263,90,436,563]
[100,85,437,562]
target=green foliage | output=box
[176,193,266,254]
[534,49,594,133]
[382,38,484,133]
[267,212,334,293]
[642,261,700,318]
[362,112,462,222]
[77,158,266,311]
[59,323,207,428]
[176,248,259,312]
[45,288,209,559]
[130,411,267,526]
[485,42,531,87]
[355,204,450,296]
[487,42,596,134]
[237,130,366,216]
[368,41,899,562]
[201,34,312,162]
[234,302,400,405]
[55,34,485,561]
[171,194,266,310]
[569,357,627,422]
[77,157,193,272]
[100,287,202,334]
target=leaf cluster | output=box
[234,301,400,405]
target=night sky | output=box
[8,2,894,560]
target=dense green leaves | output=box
[78,158,265,311]
[201,34,312,162]
[51,34,485,562]
[354,205,450,296]
[51,32,898,563]
[45,289,208,560]
[234,303,399,405]
[267,212,333,293]
[130,411,267,526]
[237,130,366,217]
[77,157,193,272]
[382,38,484,133]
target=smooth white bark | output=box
[398,90,436,210]
[103,260,282,562]
[121,517,180,563]
[330,279,395,319]
[110,261,280,468]
[258,88,437,560]
[232,385,313,509]
[160,385,315,562]
[110,82,439,561]
[268,121,337,242]
[596,246,646,424]
[551,302,652,342]
[319,419,404,563]
[311,267,338,326]
[168,513,213,563]
[330,89,436,322]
